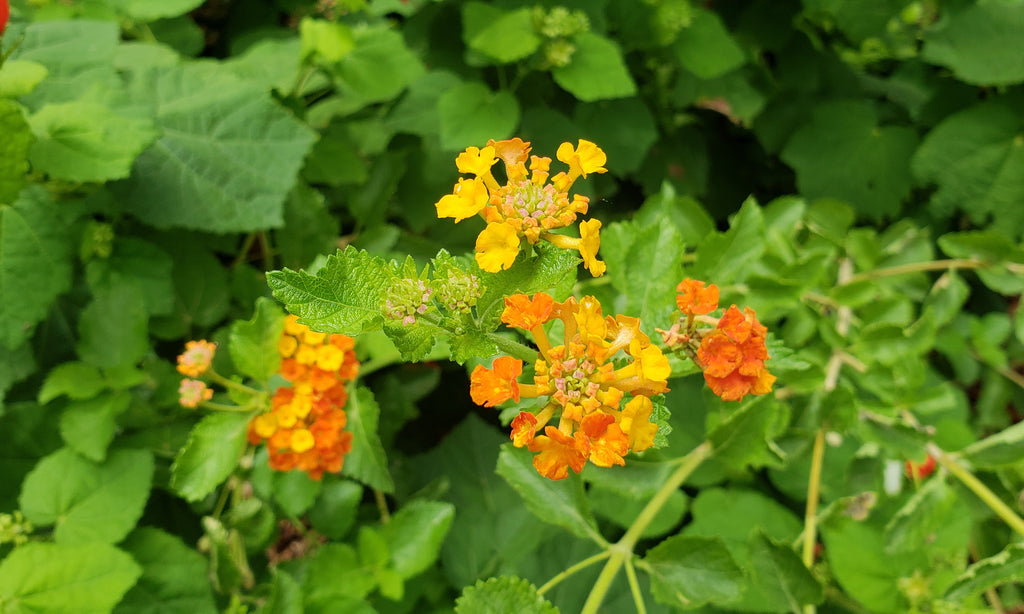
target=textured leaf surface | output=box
[19,448,154,545]
[0,100,33,205]
[381,500,455,579]
[455,576,559,614]
[0,188,74,349]
[13,20,120,107]
[438,82,520,151]
[343,386,395,493]
[118,63,317,232]
[76,284,149,369]
[923,3,1024,85]
[673,8,746,79]
[114,527,218,614]
[0,542,141,614]
[229,297,285,382]
[476,244,579,330]
[552,33,637,102]
[944,543,1024,601]
[643,535,744,608]
[171,411,251,501]
[602,217,685,333]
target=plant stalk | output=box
[926,443,1024,539]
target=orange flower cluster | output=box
[470,293,668,480]
[663,279,776,402]
[247,315,359,480]
[176,340,216,408]
[435,138,608,275]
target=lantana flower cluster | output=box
[435,138,608,275]
[660,279,776,402]
[177,340,217,408]
[247,315,359,480]
[470,292,669,480]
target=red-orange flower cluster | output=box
[247,315,359,480]
[696,305,775,402]
[905,455,936,480]
[470,292,668,480]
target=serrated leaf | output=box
[383,320,444,362]
[381,500,455,579]
[268,247,396,335]
[171,411,252,501]
[39,362,105,404]
[643,535,744,608]
[673,7,746,78]
[77,284,149,369]
[690,197,765,284]
[495,444,603,545]
[28,101,159,183]
[551,32,637,102]
[781,100,917,220]
[114,527,218,614]
[944,543,1024,601]
[476,244,580,330]
[59,390,132,462]
[19,447,154,545]
[467,7,541,64]
[748,532,824,610]
[343,386,395,493]
[438,82,520,151]
[117,62,317,233]
[601,217,685,332]
[960,420,1024,469]
[922,3,1024,86]
[230,298,285,382]
[0,100,34,205]
[0,187,74,349]
[707,395,785,471]
[455,576,559,614]
[0,542,141,614]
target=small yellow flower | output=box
[436,177,489,222]
[475,222,521,272]
[557,139,608,179]
[578,218,606,277]
[456,146,497,177]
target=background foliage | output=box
[2,0,1024,613]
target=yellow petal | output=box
[436,177,489,222]
[475,222,521,272]
[456,145,497,176]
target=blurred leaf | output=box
[331,26,424,107]
[300,18,354,64]
[20,447,154,545]
[642,535,744,609]
[944,543,1024,601]
[884,477,956,555]
[922,271,969,328]
[0,188,74,349]
[343,386,395,493]
[59,390,132,462]
[455,576,558,614]
[149,239,230,339]
[304,544,377,603]
[28,101,159,182]
[171,411,251,502]
[272,470,323,518]
[39,362,104,404]
[229,297,285,383]
[12,20,120,107]
[690,197,765,284]
[107,0,205,21]
[589,483,686,538]
[707,395,786,471]
[748,532,824,610]
[114,527,218,614]
[466,6,541,63]
[85,238,175,317]
[308,479,362,540]
[388,70,463,138]
[960,420,1024,469]
[438,81,520,151]
[552,33,637,102]
[922,3,1024,86]
[575,98,658,175]
[0,60,49,98]
[674,8,746,78]
[0,343,36,406]
[258,569,303,614]
[0,542,141,614]
[77,284,149,369]
[381,500,455,579]
[496,444,603,545]
[937,231,1024,295]
[0,100,34,205]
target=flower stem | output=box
[801,428,826,614]
[580,441,713,614]
[537,551,610,595]
[845,258,983,284]
[374,489,391,524]
[926,443,1024,539]
[624,559,647,614]
[488,332,539,363]
[207,370,266,396]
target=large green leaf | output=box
[19,447,154,545]
[959,420,1024,469]
[552,33,637,102]
[229,297,285,383]
[106,0,205,21]
[455,576,559,614]
[0,188,75,349]
[642,535,745,609]
[465,5,541,64]
[114,527,218,614]
[914,103,1024,237]
[117,63,317,232]
[13,20,120,107]
[883,477,957,554]
[0,100,33,205]
[438,82,520,151]
[0,542,141,614]
[0,343,36,406]
[331,25,424,106]
[343,386,395,493]
[171,411,252,502]
[944,543,1024,601]
[495,445,604,545]
[59,391,132,462]
[0,60,49,99]
[707,395,786,471]
[85,238,175,317]
[922,2,1024,86]
[781,100,917,220]
[381,500,455,579]
[268,247,396,336]
[28,101,159,182]
[76,283,149,369]
[673,7,746,79]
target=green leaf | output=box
[884,477,957,554]
[455,576,559,614]
[937,231,1024,295]
[589,482,686,538]
[274,184,342,268]
[304,544,377,603]
[0,60,49,98]
[268,247,396,336]
[0,542,141,614]
[0,188,74,349]
[85,238,175,317]
[476,244,580,330]
[551,33,637,102]
[381,500,455,579]
[331,25,424,107]
[601,217,685,332]
[59,390,132,462]
[118,63,317,233]
[271,470,322,518]
[690,197,765,284]
[171,411,252,501]
[77,284,149,369]
[944,543,1024,601]
[495,444,603,545]
[149,239,230,339]
[748,532,824,610]
[387,70,463,138]
[114,527,218,614]
[229,297,285,383]
[467,7,542,64]
[0,343,36,406]
[107,0,205,21]
[19,448,154,545]
[343,386,395,493]
[575,98,658,175]
[922,3,1024,86]
[960,420,1024,469]
[438,82,520,151]
[0,100,34,205]
[12,20,120,107]
[858,412,930,461]
[28,101,159,183]
[642,535,745,609]
[300,18,355,63]
[259,569,303,614]
[673,8,746,78]
[781,100,917,220]
[308,479,362,540]
[39,362,105,404]
[913,102,1024,238]
[707,395,786,471]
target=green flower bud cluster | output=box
[531,6,590,68]
[384,278,433,326]
[433,269,482,314]
[0,511,33,546]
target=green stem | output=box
[199,401,256,413]
[926,443,1024,539]
[208,370,265,396]
[624,559,647,614]
[537,551,611,595]
[801,429,826,614]
[231,232,258,269]
[488,332,539,363]
[374,489,391,524]
[845,258,983,284]
[581,441,713,614]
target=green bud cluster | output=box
[433,270,482,314]
[384,278,433,326]
[0,511,33,546]
[534,6,590,39]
